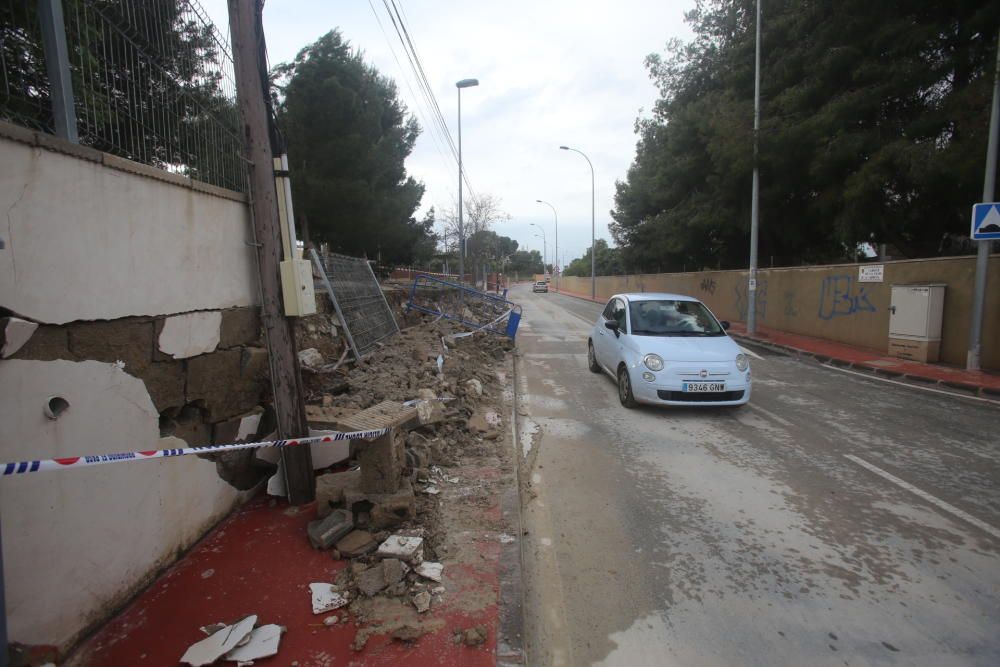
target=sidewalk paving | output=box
[65,468,508,667]
[551,286,1000,398]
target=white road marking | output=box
[739,345,765,361]
[823,364,1000,405]
[844,454,1000,540]
[748,403,794,427]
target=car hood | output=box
[633,334,741,362]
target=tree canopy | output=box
[563,240,624,277]
[275,30,429,265]
[612,0,999,271]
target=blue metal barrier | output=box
[406,274,522,339]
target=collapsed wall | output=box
[0,124,274,650]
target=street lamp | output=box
[530,222,547,278]
[535,199,558,291]
[559,145,595,299]
[456,78,479,285]
[746,1,762,334]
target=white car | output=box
[588,293,751,408]
[532,281,548,293]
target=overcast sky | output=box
[202,0,695,267]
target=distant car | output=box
[588,293,751,408]
[533,281,548,293]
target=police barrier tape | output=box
[0,428,391,477]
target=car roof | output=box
[612,292,700,302]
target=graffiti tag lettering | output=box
[699,277,717,295]
[734,279,767,321]
[818,275,877,320]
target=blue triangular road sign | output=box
[971,203,1000,240]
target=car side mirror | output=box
[720,320,731,330]
[605,320,620,337]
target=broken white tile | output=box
[310,583,348,614]
[421,485,440,495]
[414,561,443,583]
[377,535,424,563]
[158,311,222,359]
[180,615,256,667]
[0,317,38,358]
[224,624,284,663]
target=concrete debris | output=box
[180,615,257,666]
[416,388,437,401]
[392,624,425,642]
[420,485,440,495]
[336,530,378,558]
[307,509,354,550]
[310,583,349,614]
[412,590,432,613]
[383,558,409,586]
[223,624,284,663]
[200,623,228,636]
[498,533,516,544]
[356,565,389,597]
[465,378,483,397]
[298,347,324,369]
[377,534,424,564]
[414,561,443,583]
[460,625,488,647]
[467,412,491,434]
[315,469,361,518]
[323,616,338,626]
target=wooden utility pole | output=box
[229,0,314,503]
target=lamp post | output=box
[456,78,479,285]
[530,223,547,278]
[559,145,595,299]
[746,0,762,335]
[535,199,558,291]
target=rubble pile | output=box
[293,307,516,651]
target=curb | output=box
[731,333,1000,401]
[497,352,527,666]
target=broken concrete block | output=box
[382,558,409,587]
[308,509,354,550]
[415,562,443,583]
[344,479,417,529]
[298,347,324,369]
[467,412,491,434]
[412,590,432,613]
[356,563,388,597]
[336,530,378,558]
[0,317,39,358]
[416,388,437,401]
[377,535,424,564]
[157,311,221,359]
[310,583,349,614]
[415,400,444,426]
[308,428,350,470]
[357,430,405,494]
[223,624,284,663]
[315,469,362,518]
[465,378,483,397]
[180,615,256,666]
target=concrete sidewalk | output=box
[551,286,1000,398]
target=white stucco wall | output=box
[0,359,251,649]
[0,137,258,324]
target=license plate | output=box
[683,382,725,393]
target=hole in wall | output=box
[44,396,70,420]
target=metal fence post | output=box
[38,0,78,142]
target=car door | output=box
[594,298,618,368]
[608,298,629,368]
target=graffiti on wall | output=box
[699,277,717,296]
[818,275,877,320]
[783,291,798,317]
[734,280,768,321]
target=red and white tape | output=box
[1,428,390,477]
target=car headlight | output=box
[643,354,664,371]
[735,353,749,372]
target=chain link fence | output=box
[1,0,246,192]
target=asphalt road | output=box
[513,284,1000,667]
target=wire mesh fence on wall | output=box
[0,0,246,192]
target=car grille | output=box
[657,390,745,402]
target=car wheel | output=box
[617,364,638,409]
[587,341,601,373]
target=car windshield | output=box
[628,299,724,336]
